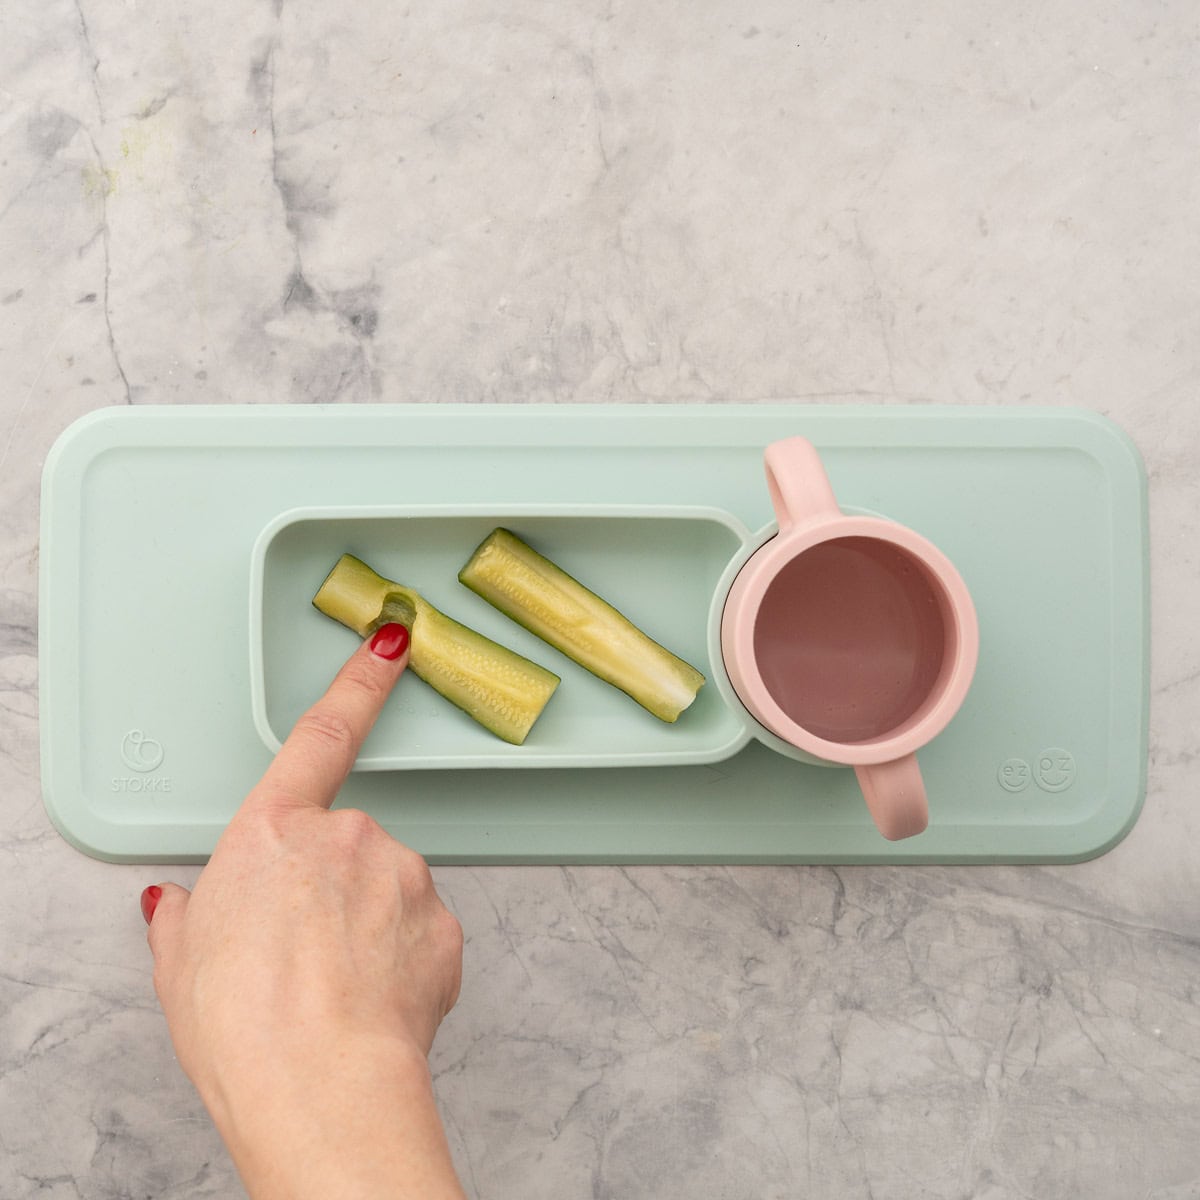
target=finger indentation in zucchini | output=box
[312,553,559,745]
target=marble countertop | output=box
[2,1,1197,1196]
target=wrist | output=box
[200,1031,464,1200]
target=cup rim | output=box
[712,516,979,766]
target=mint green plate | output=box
[38,403,1148,864]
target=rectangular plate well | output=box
[251,505,750,769]
[38,403,1148,865]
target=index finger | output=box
[252,623,410,811]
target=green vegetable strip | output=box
[458,528,705,723]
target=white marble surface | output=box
[2,0,1199,1196]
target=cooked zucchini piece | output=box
[312,553,559,745]
[458,528,705,723]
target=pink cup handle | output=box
[764,437,841,532]
[855,755,929,841]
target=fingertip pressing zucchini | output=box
[312,553,559,745]
[458,528,705,723]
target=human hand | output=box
[141,623,466,1200]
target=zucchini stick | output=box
[458,529,704,722]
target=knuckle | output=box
[328,806,383,846]
[440,908,464,956]
[395,842,434,887]
[294,705,356,747]
[292,706,358,761]
[338,657,387,706]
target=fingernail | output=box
[369,622,410,661]
[140,885,162,925]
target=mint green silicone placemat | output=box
[38,404,1148,864]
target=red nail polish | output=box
[140,885,163,924]
[369,622,409,661]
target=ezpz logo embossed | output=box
[113,730,172,793]
[1034,747,1076,793]
[997,758,1032,793]
[996,747,1077,795]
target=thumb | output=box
[141,881,191,961]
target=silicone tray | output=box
[38,403,1148,864]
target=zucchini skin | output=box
[312,554,559,745]
[457,528,705,723]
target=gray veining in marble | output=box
[3,0,1199,1196]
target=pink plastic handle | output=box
[855,755,929,841]
[764,437,841,533]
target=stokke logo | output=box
[120,729,164,773]
[113,730,172,795]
